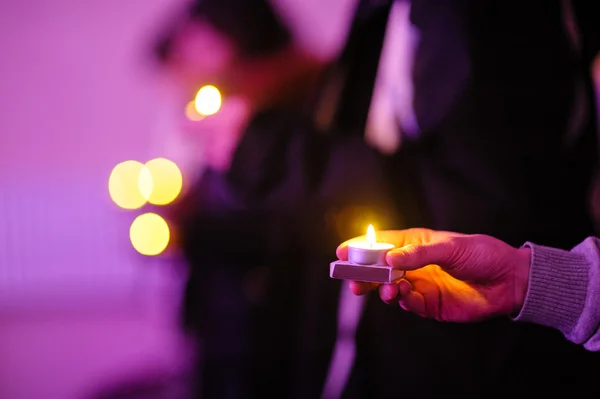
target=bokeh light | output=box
[129,213,170,256]
[109,160,150,209]
[137,165,154,200]
[194,85,221,116]
[185,100,205,121]
[142,158,183,205]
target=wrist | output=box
[512,246,531,314]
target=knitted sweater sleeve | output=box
[514,237,600,351]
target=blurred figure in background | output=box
[151,1,398,398]
[149,0,600,399]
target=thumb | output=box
[386,239,472,279]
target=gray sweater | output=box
[516,237,600,351]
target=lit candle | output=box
[330,224,404,284]
[347,224,395,265]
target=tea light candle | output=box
[330,224,404,284]
[348,225,394,265]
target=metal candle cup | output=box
[330,224,402,283]
[347,242,395,265]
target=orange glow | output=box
[129,213,170,256]
[194,85,221,116]
[367,224,376,247]
[185,100,205,121]
[108,160,148,209]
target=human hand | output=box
[336,228,531,322]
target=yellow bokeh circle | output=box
[129,212,170,256]
[137,165,154,200]
[142,158,183,205]
[194,85,221,116]
[109,158,182,209]
[109,160,149,209]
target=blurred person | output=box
[152,0,323,173]
[151,1,399,398]
[150,1,600,399]
[336,228,600,351]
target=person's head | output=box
[155,0,325,110]
[153,0,327,171]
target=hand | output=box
[336,228,531,322]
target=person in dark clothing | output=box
[342,1,600,399]
[151,0,600,398]
[153,1,400,398]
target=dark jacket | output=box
[178,106,401,399]
[178,1,600,398]
[344,1,600,399]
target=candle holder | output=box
[329,225,405,284]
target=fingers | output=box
[377,279,428,318]
[336,244,349,261]
[386,241,448,270]
[379,283,399,303]
[350,279,410,300]
[351,278,427,319]
[349,281,379,295]
[398,288,427,317]
[396,279,427,317]
[386,239,463,272]
[376,279,413,303]
[398,279,412,297]
[336,228,457,262]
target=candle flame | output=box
[367,224,376,247]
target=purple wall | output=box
[0,1,191,398]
